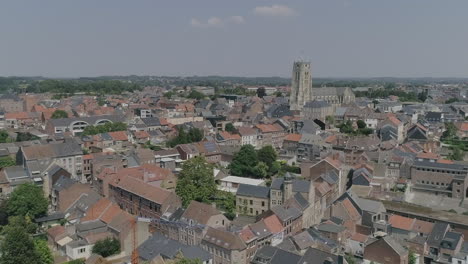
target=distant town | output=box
[2,62,468,264]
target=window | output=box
[250,208,253,214]
[79,248,86,253]
[262,201,265,207]
[250,200,253,205]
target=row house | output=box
[410,157,468,200]
[4,111,42,129]
[216,131,241,146]
[237,127,259,148]
[176,141,221,163]
[255,123,286,149]
[19,140,84,194]
[107,174,181,219]
[201,227,250,264]
[156,200,230,246]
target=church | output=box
[289,61,355,111]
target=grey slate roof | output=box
[138,233,211,262]
[271,205,302,222]
[236,184,270,199]
[252,245,302,264]
[299,247,343,264]
[48,115,124,127]
[304,100,331,108]
[141,117,161,127]
[270,178,311,194]
[317,223,346,233]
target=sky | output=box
[1,0,468,78]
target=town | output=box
[1,61,468,264]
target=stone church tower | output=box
[289,61,312,111]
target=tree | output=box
[6,183,48,219]
[274,91,282,97]
[257,87,266,98]
[92,237,120,257]
[187,90,205,100]
[188,127,204,142]
[229,145,258,177]
[51,109,68,119]
[442,122,458,140]
[0,130,11,143]
[35,239,54,264]
[16,132,40,142]
[225,123,236,133]
[0,225,38,264]
[449,147,464,161]
[0,156,15,169]
[176,258,202,264]
[82,122,127,136]
[418,91,428,102]
[257,145,277,168]
[445,97,459,104]
[408,251,417,264]
[252,162,268,179]
[325,115,335,125]
[167,127,204,148]
[175,156,217,207]
[356,120,366,129]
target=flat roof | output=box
[220,176,264,186]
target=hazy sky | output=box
[1,0,468,78]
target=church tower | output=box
[283,172,294,201]
[290,61,312,111]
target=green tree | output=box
[229,145,258,177]
[187,90,205,100]
[325,115,335,125]
[8,215,38,234]
[252,162,269,179]
[35,239,54,264]
[225,123,236,133]
[176,258,202,264]
[0,130,11,143]
[82,122,127,136]
[274,91,283,97]
[0,224,38,264]
[92,237,120,257]
[164,91,175,98]
[175,156,217,207]
[213,191,236,220]
[408,251,417,264]
[188,127,204,142]
[356,120,366,129]
[442,122,458,140]
[51,109,68,119]
[445,98,459,104]
[256,87,266,98]
[0,156,15,169]
[6,183,48,219]
[257,145,277,168]
[16,132,40,142]
[449,147,464,161]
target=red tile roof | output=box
[350,233,368,243]
[342,198,361,221]
[111,175,171,204]
[256,124,283,133]
[416,152,439,160]
[108,131,128,141]
[284,133,301,142]
[412,219,434,235]
[134,130,150,139]
[389,215,415,231]
[263,215,283,234]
